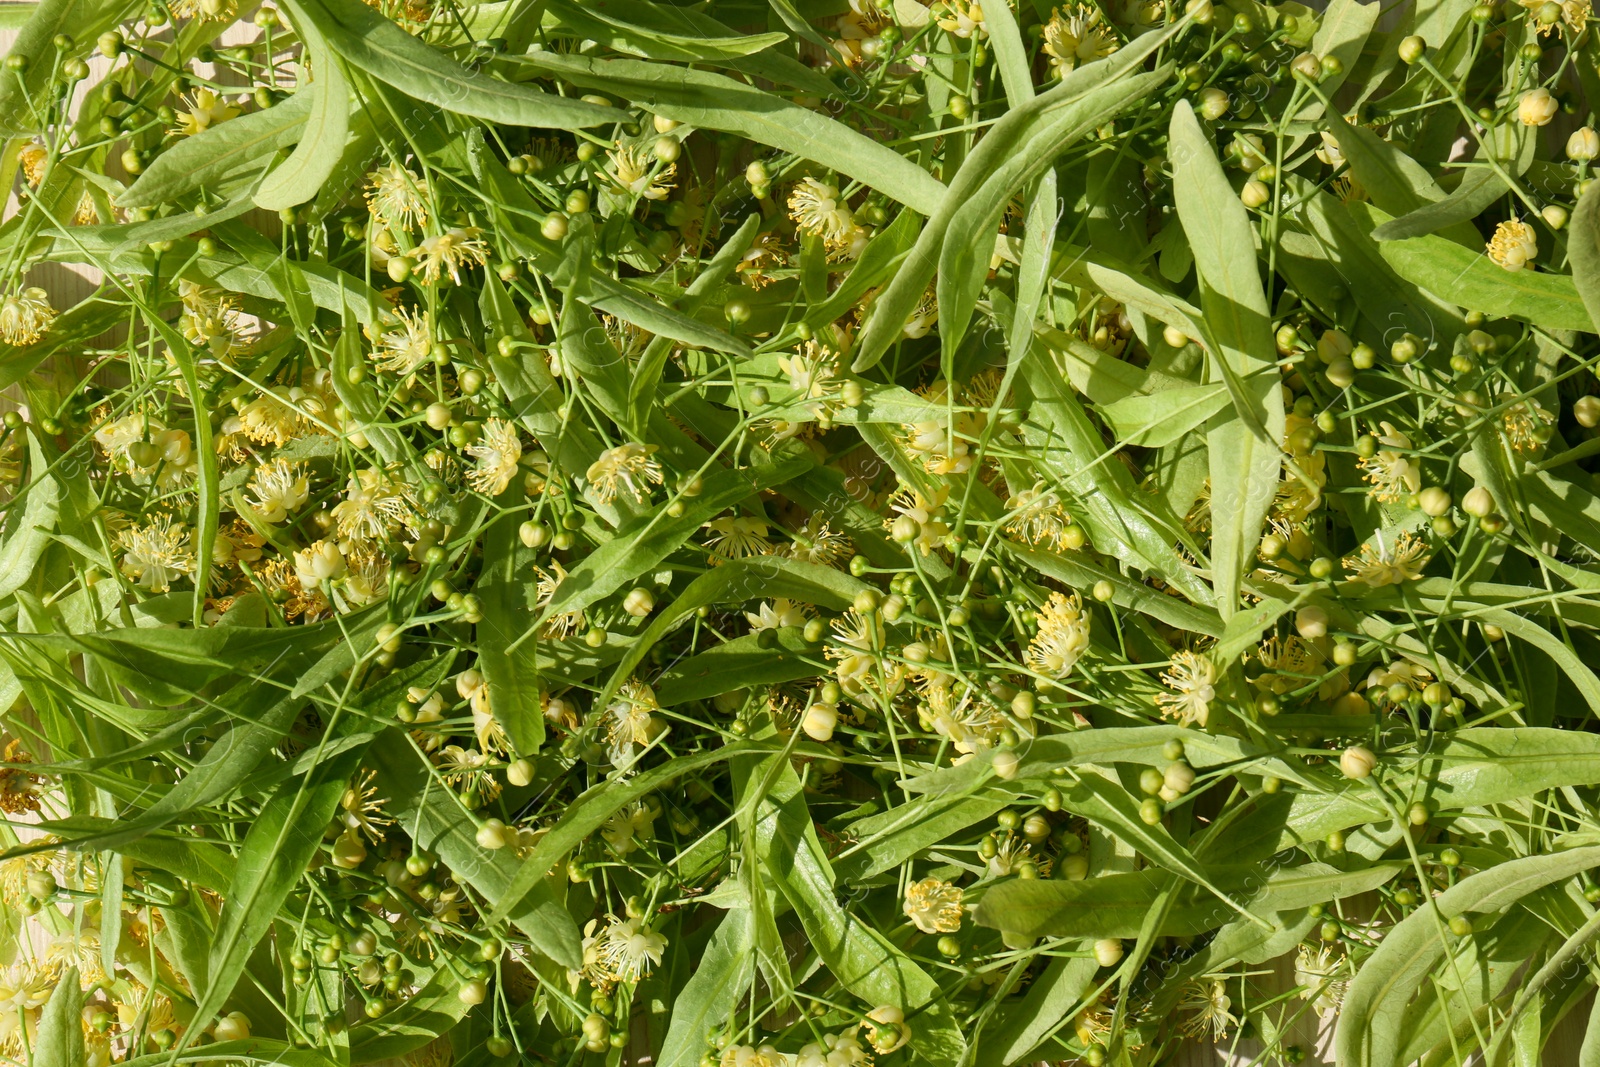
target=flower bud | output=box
[801,702,838,742]
[1569,127,1600,161]
[1418,487,1452,517]
[506,758,534,787]
[1240,179,1271,208]
[1295,605,1329,639]
[1340,745,1377,779]
[1198,87,1229,120]
[992,750,1020,780]
[623,587,655,617]
[1519,88,1558,127]
[212,1013,251,1043]
[457,669,485,699]
[477,818,509,850]
[1462,485,1494,517]
[1093,938,1125,967]
[1398,35,1425,63]
[1575,395,1600,427]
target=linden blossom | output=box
[9,0,1600,1061]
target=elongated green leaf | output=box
[851,25,1179,371]
[751,758,968,1065]
[937,68,1166,363]
[657,908,756,1067]
[517,51,946,215]
[977,862,1403,939]
[255,15,347,210]
[486,739,793,929]
[34,967,83,1067]
[119,92,314,208]
[0,4,38,29]
[1355,202,1595,332]
[370,730,581,967]
[0,0,139,134]
[189,744,367,1043]
[543,0,786,61]
[1371,166,1507,242]
[1569,176,1600,331]
[656,627,824,706]
[0,432,60,601]
[1169,99,1285,618]
[1335,847,1600,1067]
[594,555,865,713]
[473,515,546,755]
[283,0,617,128]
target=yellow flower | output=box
[705,515,772,561]
[1026,591,1092,679]
[1004,483,1082,551]
[788,178,859,251]
[887,484,951,556]
[0,287,57,346]
[605,143,675,201]
[1358,421,1421,502]
[332,467,412,543]
[585,443,663,504]
[534,561,586,638]
[18,140,47,187]
[412,227,489,285]
[118,516,196,593]
[1043,5,1119,75]
[171,88,240,136]
[1344,531,1429,587]
[371,306,434,375]
[1487,218,1538,270]
[366,163,430,231]
[247,459,310,523]
[464,418,522,496]
[1157,651,1217,727]
[935,0,987,38]
[903,877,964,933]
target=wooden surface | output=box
[0,4,1593,1064]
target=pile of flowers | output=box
[3,0,1600,1063]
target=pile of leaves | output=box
[10,0,1600,1063]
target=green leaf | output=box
[0,0,139,134]
[936,67,1167,363]
[0,432,60,601]
[543,0,787,61]
[851,25,1178,371]
[370,730,582,968]
[1568,176,1600,331]
[972,954,1098,1067]
[34,967,83,1067]
[473,516,546,755]
[750,757,968,1065]
[0,4,38,29]
[593,555,865,713]
[1335,847,1600,1067]
[485,739,793,930]
[1169,99,1285,618]
[976,862,1403,939]
[1020,326,1215,609]
[190,744,368,1042]
[119,92,314,208]
[656,627,825,706]
[1370,166,1508,242]
[1353,201,1595,332]
[656,908,756,1067]
[517,51,946,216]
[255,14,347,211]
[283,0,618,129]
